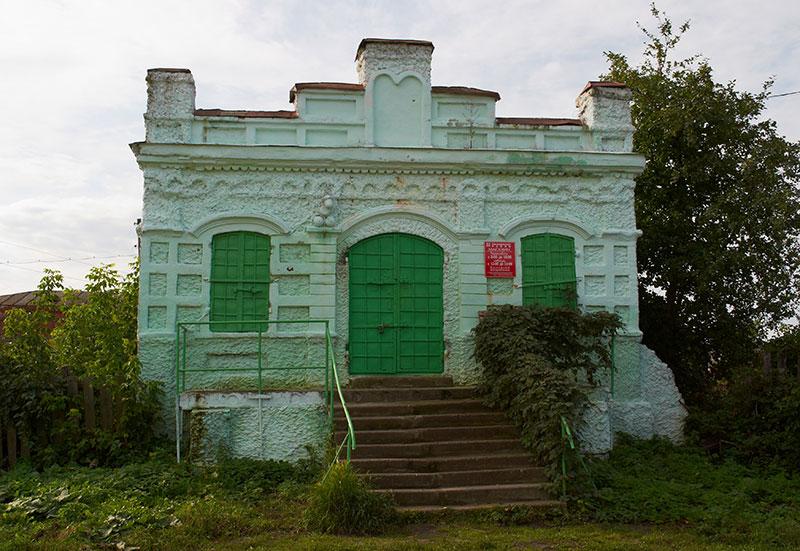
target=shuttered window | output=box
[521,233,577,309]
[210,231,270,332]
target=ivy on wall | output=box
[472,305,621,481]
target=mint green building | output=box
[131,39,685,460]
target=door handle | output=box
[377,323,392,334]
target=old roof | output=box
[0,290,88,308]
[355,38,434,60]
[581,81,628,94]
[194,109,298,119]
[495,117,582,127]
[147,68,191,74]
[289,82,365,103]
[431,86,501,101]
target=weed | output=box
[304,461,396,535]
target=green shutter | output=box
[210,231,270,332]
[348,233,444,375]
[521,234,577,308]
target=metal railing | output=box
[173,319,355,464]
[559,414,594,498]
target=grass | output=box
[1,438,798,550]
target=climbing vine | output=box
[472,305,621,481]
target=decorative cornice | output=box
[499,216,593,240]
[130,143,646,177]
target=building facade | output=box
[132,39,685,460]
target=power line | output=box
[0,262,86,283]
[0,239,95,266]
[768,90,800,99]
[0,254,137,266]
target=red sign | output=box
[484,241,516,278]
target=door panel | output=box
[349,233,444,375]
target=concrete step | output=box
[396,500,565,512]
[351,453,537,474]
[349,376,454,388]
[336,424,518,445]
[353,439,526,459]
[343,386,476,403]
[376,482,552,506]
[334,398,487,417]
[334,412,507,431]
[361,467,547,489]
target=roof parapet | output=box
[355,38,434,87]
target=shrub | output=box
[472,305,621,480]
[0,263,162,468]
[687,367,800,471]
[214,453,322,499]
[304,462,395,535]
[582,435,800,548]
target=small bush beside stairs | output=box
[334,375,563,511]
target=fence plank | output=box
[20,434,30,459]
[0,422,5,470]
[99,388,113,432]
[82,378,96,431]
[7,426,17,470]
[66,375,79,397]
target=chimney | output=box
[576,81,634,151]
[144,68,196,143]
[355,38,434,88]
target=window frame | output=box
[209,231,271,333]
[520,233,578,309]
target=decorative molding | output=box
[190,213,291,237]
[338,205,461,243]
[499,216,593,240]
[600,229,643,239]
[131,143,646,177]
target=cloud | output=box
[0,0,797,292]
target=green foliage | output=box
[472,305,621,480]
[304,462,396,535]
[604,5,800,402]
[2,449,799,549]
[0,262,162,468]
[687,368,800,471]
[581,435,800,548]
[0,452,314,548]
[51,262,140,388]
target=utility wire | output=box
[0,262,86,283]
[0,239,95,266]
[768,90,800,99]
[0,254,137,266]
[0,239,137,267]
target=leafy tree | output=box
[1,269,63,377]
[51,262,140,389]
[0,262,161,467]
[604,5,800,403]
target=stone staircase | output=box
[333,375,561,511]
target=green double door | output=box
[348,233,444,375]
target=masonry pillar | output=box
[144,68,196,144]
[355,38,434,147]
[576,81,634,152]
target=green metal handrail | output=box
[173,319,355,465]
[559,414,595,498]
[325,323,356,464]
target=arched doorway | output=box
[348,233,444,375]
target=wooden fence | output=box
[760,349,800,378]
[0,374,117,471]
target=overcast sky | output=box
[0,0,797,294]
